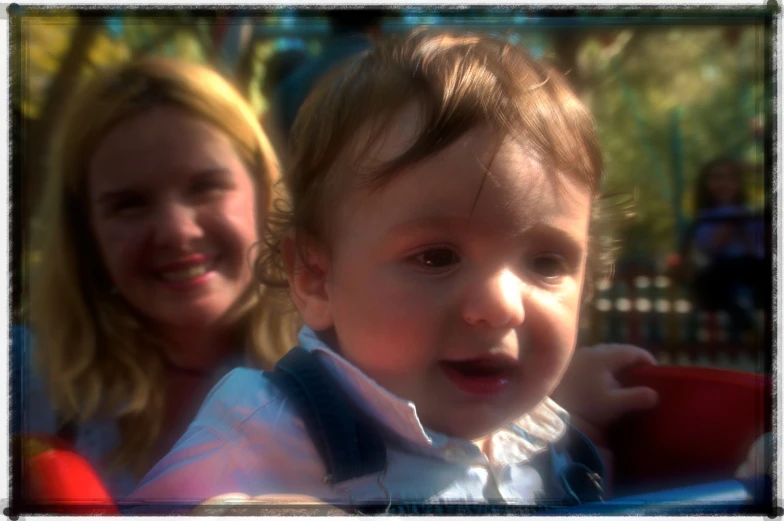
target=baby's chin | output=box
[422,403,536,443]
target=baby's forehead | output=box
[351,101,426,169]
[355,102,535,176]
[357,110,569,189]
[328,100,593,239]
[337,126,592,239]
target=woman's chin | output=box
[154,306,232,331]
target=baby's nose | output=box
[462,269,525,329]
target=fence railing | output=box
[577,270,767,373]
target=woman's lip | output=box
[154,256,220,289]
[154,254,215,271]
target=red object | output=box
[21,434,119,515]
[610,365,771,490]
[665,253,682,268]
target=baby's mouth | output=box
[439,356,517,397]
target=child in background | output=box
[131,31,652,508]
[690,157,763,261]
[684,157,765,331]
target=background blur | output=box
[10,7,772,372]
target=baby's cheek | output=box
[523,327,575,396]
[554,344,578,382]
[529,339,571,373]
[352,313,435,376]
[527,298,578,351]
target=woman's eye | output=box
[109,196,147,216]
[192,180,228,196]
[414,248,461,269]
[531,254,569,279]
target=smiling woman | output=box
[22,57,297,500]
[88,106,261,342]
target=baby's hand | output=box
[552,344,659,435]
[192,493,344,516]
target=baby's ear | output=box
[282,233,334,331]
[581,273,594,304]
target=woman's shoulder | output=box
[13,325,135,496]
[13,324,118,451]
[12,325,59,435]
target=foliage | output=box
[16,11,770,263]
[17,12,79,118]
[580,25,766,259]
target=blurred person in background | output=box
[268,9,384,143]
[259,47,309,152]
[680,157,765,331]
[260,48,309,104]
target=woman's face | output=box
[88,106,262,330]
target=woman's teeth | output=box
[159,264,210,282]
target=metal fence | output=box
[577,268,767,373]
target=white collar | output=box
[297,327,569,467]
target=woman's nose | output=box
[152,202,203,248]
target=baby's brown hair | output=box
[257,30,611,298]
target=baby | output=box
[131,30,640,510]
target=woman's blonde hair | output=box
[257,30,608,295]
[30,57,296,475]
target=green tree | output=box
[580,25,766,260]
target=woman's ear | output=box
[282,233,334,331]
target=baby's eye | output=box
[413,248,461,270]
[530,254,569,280]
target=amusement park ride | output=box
[17,363,771,515]
[12,8,773,516]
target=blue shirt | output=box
[129,326,570,506]
[15,326,248,499]
[691,205,764,260]
[14,325,139,496]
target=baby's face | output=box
[317,118,592,441]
